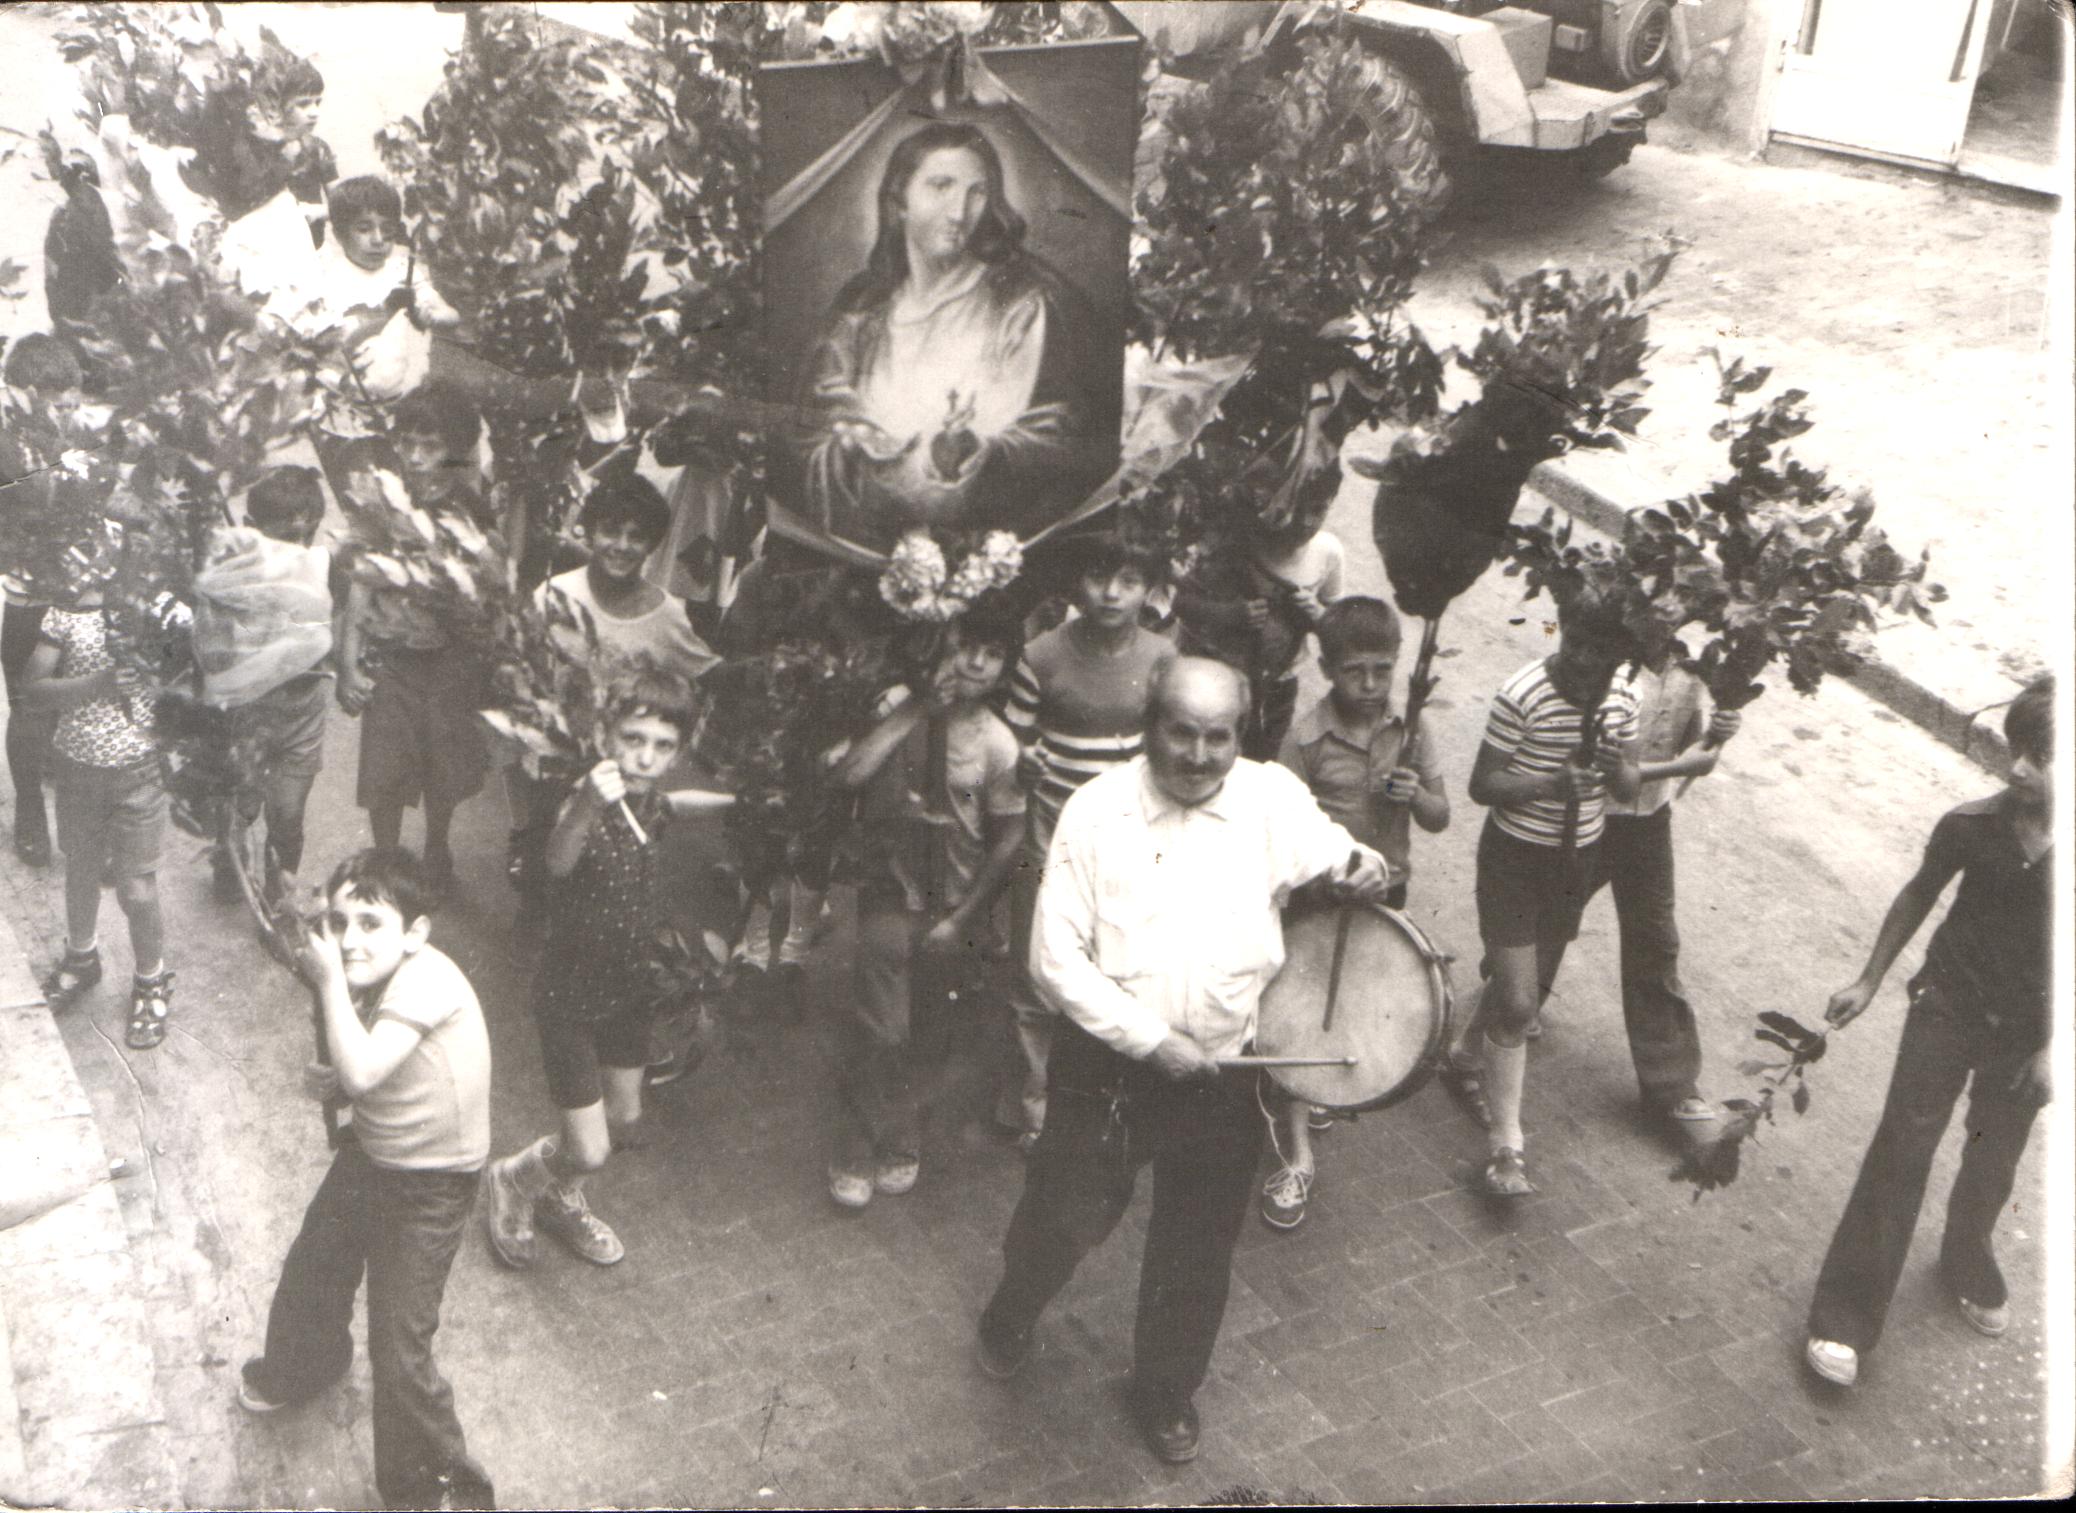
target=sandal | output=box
[126,970,175,1051]
[1437,1055,1493,1129]
[1481,1147,1536,1198]
[40,946,102,1007]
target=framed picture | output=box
[759,35,1140,561]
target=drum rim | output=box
[1263,902,1454,1114]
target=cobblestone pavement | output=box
[6,448,2059,1506]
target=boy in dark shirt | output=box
[1805,675,2054,1388]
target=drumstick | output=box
[1321,848,1363,1032]
[620,799,650,846]
[1218,1055,1358,1068]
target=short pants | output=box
[53,755,167,881]
[231,671,331,782]
[357,646,488,811]
[1474,817,1601,951]
[534,1005,657,1110]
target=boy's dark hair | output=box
[1317,595,1402,665]
[245,465,327,543]
[2006,674,2053,763]
[578,472,671,549]
[603,668,700,742]
[1060,530,1172,590]
[953,593,1025,668]
[3,333,84,392]
[1555,579,1632,648]
[391,382,482,461]
[326,174,400,229]
[327,846,441,925]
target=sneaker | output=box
[1805,1337,1859,1387]
[829,1168,873,1210]
[536,1186,624,1266]
[644,1049,688,1087]
[874,1155,920,1196]
[1669,1096,1718,1123]
[975,1316,1033,1380]
[1260,1164,1313,1231]
[482,1156,538,1269]
[1016,1130,1041,1159]
[1957,1295,2010,1338]
[236,1358,291,1415]
[1306,1106,1336,1133]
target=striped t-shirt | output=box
[1482,657,1641,848]
[1004,620,1174,852]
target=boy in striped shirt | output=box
[1451,586,1641,1196]
[996,535,1174,1148]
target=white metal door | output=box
[1770,0,1993,167]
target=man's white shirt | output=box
[1031,756,1382,1061]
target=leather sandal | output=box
[1437,1055,1492,1128]
[1481,1147,1536,1198]
[40,946,102,1007]
[126,970,175,1051]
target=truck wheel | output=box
[1601,0,1674,87]
[1344,49,1455,223]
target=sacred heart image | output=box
[759,32,1139,560]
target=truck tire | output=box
[1600,0,1674,87]
[1343,49,1456,224]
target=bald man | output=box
[976,658,1393,1463]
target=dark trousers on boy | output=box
[1807,982,2044,1355]
[831,903,974,1175]
[1241,672,1299,764]
[248,1135,494,1510]
[981,1022,1266,1412]
[2,599,54,850]
[1581,807,1704,1111]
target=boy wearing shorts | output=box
[1451,586,1640,1197]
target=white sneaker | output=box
[829,1169,873,1209]
[1805,1337,1858,1387]
[874,1155,920,1195]
[1957,1295,2010,1337]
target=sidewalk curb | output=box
[0,916,179,1511]
[1529,460,2015,773]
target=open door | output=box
[1770,0,1993,168]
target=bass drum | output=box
[1254,903,1454,1113]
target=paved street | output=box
[3,436,2056,1505]
[0,5,2065,1504]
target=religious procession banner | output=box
[758,33,1141,564]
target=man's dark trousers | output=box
[1808,983,2044,1354]
[1585,807,1703,1111]
[982,1022,1266,1409]
[249,1134,494,1510]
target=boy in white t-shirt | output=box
[239,848,493,1510]
[306,177,459,501]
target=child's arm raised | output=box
[1825,846,1958,1028]
[830,689,930,792]
[298,920,427,1099]
[544,761,620,879]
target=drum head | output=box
[1255,904,1451,1112]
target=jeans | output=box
[249,1137,494,1510]
[830,906,972,1176]
[1584,808,1703,1110]
[996,859,1054,1138]
[982,1024,1266,1408]
[1807,982,2044,1354]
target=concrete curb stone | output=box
[1528,459,2016,772]
[0,916,178,1512]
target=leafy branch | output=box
[1671,1011,1828,1197]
